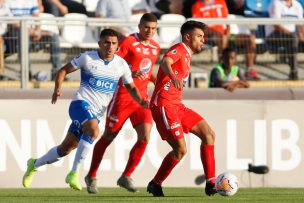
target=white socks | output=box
[34,146,64,168]
[71,137,93,172]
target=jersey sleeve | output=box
[120,59,133,85]
[70,52,85,70]
[297,3,303,19]
[28,0,39,15]
[164,47,181,64]
[95,0,108,17]
[191,3,202,18]
[116,38,130,58]
[221,0,229,18]
[268,1,281,18]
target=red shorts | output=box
[106,99,152,133]
[151,103,204,140]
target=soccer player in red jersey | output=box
[147,20,217,197]
[85,13,160,193]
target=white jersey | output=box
[6,0,40,16]
[266,0,303,36]
[71,50,133,118]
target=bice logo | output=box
[140,58,152,73]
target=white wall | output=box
[0,100,303,188]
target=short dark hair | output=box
[222,47,236,57]
[180,20,206,36]
[99,28,119,39]
[140,13,158,24]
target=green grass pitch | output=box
[0,187,304,203]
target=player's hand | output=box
[132,71,147,80]
[139,99,149,109]
[171,78,183,90]
[51,89,62,104]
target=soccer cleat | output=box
[205,182,217,196]
[147,180,164,197]
[22,158,37,188]
[117,175,139,192]
[65,171,82,191]
[245,69,260,81]
[85,175,98,194]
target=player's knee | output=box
[83,128,99,141]
[174,147,187,160]
[205,130,216,144]
[91,128,100,140]
[103,129,118,141]
[138,134,150,142]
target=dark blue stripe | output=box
[81,134,94,144]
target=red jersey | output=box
[151,43,191,106]
[191,0,228,35]
[115,33,160,101]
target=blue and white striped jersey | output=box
[7,0,39,16]
[71,50,133,118]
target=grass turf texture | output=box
[0,188,304,203]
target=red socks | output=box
[123,140,148,177]
[87,136,111,177]
[200,144,216,183]
[153,153,180,185]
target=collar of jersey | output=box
[97,51,115,65]
[181,43,192,57]
[135,32,150,46]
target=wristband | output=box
[169,73,176,80]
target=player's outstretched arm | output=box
[51,63,77,104]
[125,82,149,108]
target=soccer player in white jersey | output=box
[22,29,149,190]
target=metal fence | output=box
[1,16,304,88]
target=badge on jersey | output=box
[170,49,177,54]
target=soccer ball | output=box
[215,172,238,196]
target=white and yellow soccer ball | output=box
[215,172,239,196]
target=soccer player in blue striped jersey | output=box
[22,29,149,190]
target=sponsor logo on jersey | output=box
[109,115,118,122]
[164,80,170,91]
[88,77,116,92]
[170,122,181,129]
[140,58,152,73]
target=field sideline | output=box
[0,188,303,203]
